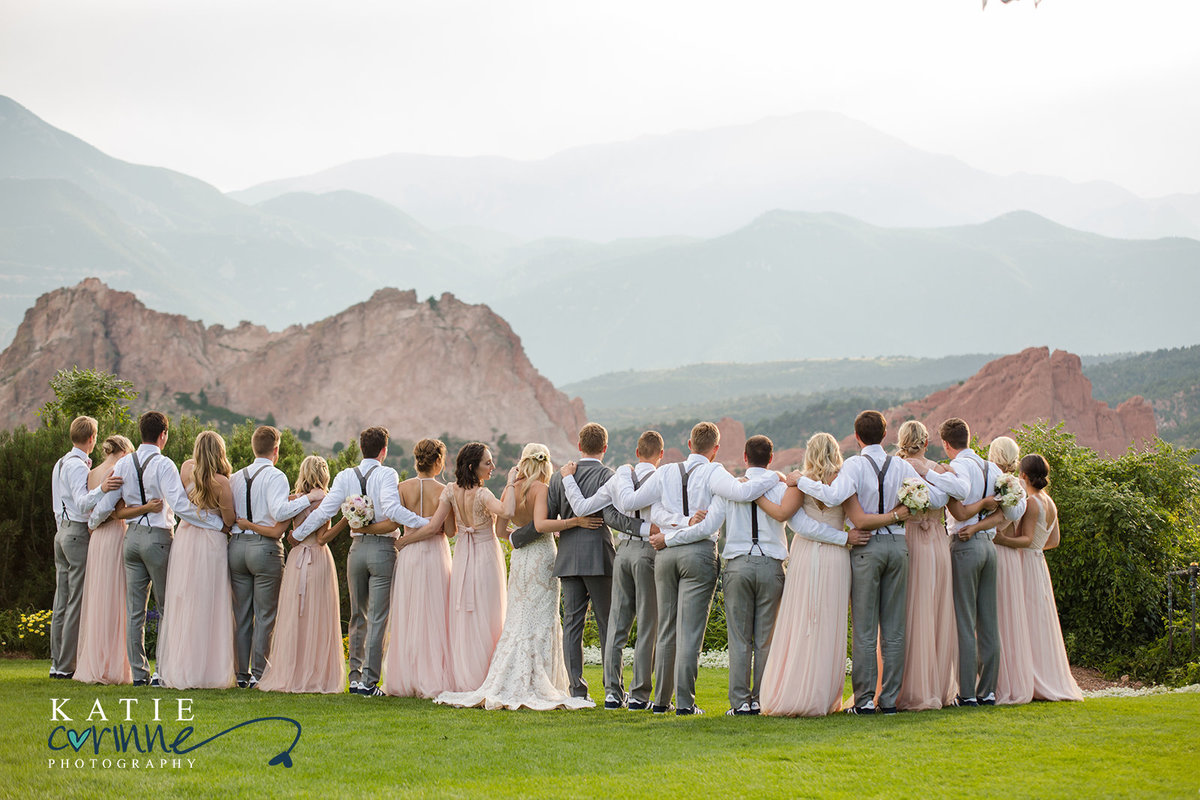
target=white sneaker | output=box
[750,701,761,714]
[726,702,753,716]
[350,681,362,695]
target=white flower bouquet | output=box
[896,477,932,512]
[341,495,375,528]
[994,473,1026,509]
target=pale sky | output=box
[3,0,1198,198]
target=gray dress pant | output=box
[850,532,909,709]
[723,553,786,709]
[652,539,719,711]
[562,574,612,699]
[229,532,285,682]
[346,535,396,688]
[50,520,90,674]
[603,537,657,705]
[950,532,1000,701]
[124,522,172,682]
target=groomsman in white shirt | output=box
[228,426,323,688]
[49,415,122,679]
[792,411,934,714]
[292,426,431,696]
[560,430,664,710]
[667,435,850,715]
[89,411,214,686]
[911,418,1025,706]
[635,421,781,715]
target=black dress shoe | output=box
[133,679,149,687]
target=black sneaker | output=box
[149,675,163,688]
[61,672,74,680]
[651,704,674,715]
[954,695,979,708]
[726,702,754,716]
[880,707,899,715]
[977,693,996,706]
[844,705,876,715]
[676,706,704,716]
[132,679,149,687]
[603,693,626,709]
[627,699,650,711]
[237,679,249,689]
[363,685,386,697]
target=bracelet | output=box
[892,511,900,523]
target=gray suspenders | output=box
[630,468,649,520]
[353,465,379,495]
[678,462,699,517]
[55,453,87,522]
[242,465,269,524]
[976,460,992,523]
[864,454,894,531]
[131,451,160,526]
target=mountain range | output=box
[2,95,1199,384]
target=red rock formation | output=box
[839,347,1156,456]
[715,417,747,468]
[0,279,588,457]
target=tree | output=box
[38,367,137,428]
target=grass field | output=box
[1,659,1197,799]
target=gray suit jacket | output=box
[547,461,640,578]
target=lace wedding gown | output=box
[436,527,594,711]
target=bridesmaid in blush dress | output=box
[422,442,515,693]
[752,434,899,717]
[356,439,457,698]
[74,435,158,685]
[1015,454,1082,702]
[158,431,238,690]
[244,455,346,695]
[893,421,958,710]
[961,436,1034,706]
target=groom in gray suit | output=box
[546,423,644,700]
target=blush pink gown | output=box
[258,505,344,694]
[73,517,133,684]
[760,497,849,717]
[894,509,958,710]
[1023,498,1083,702]
[995,520,1034,705]
[384,478,453,699]
[442,483,507,693]
[159,518,237,689]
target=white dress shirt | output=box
[923,449,1027,539]
[561,460,654,538]
[668,467,850,552]
[229,457,312,534]
[625,453,781,541]
[51,447,105,526]
[88,443,212,530]
[795,444,946,537]
[292,458,429,542]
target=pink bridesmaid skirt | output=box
[995,543,1034,705]
[73,519,132,685]
[446,531,507,692]
[383,535,453,698]
[158,521,236,689]
[895,516,957,710]
[258,539,345,694]
[1022,551,1083,701]
[760,536,850,717]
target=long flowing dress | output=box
[441,483,507,693]
[436,525,594,710]
[384,478,453,698]
[158,517,236,689]
[894,509,958,710]
[994,520,1034,705]
[1023,498,1083,702]
[760,497,850,717]
[258,505,344,694]
[73,517,132,684]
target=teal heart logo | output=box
[67,728,92,751]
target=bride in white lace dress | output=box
[435,443,601,711]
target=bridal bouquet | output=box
[341,495,375,528]
[896,477,932,512]
[994,473,1026,509]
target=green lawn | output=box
[1,659,1196,799]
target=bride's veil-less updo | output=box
[895,420,929,458]
[517,443,553,486]
[988,436,1021,475]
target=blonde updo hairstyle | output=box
[895,420,929,458]
[413,438,446,474]
[988,436,1021,474]
[517,442,553,486]
[295,455,330,495]
[101,434,135,458]
[188,430,232,510]
[803,432,843,485]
